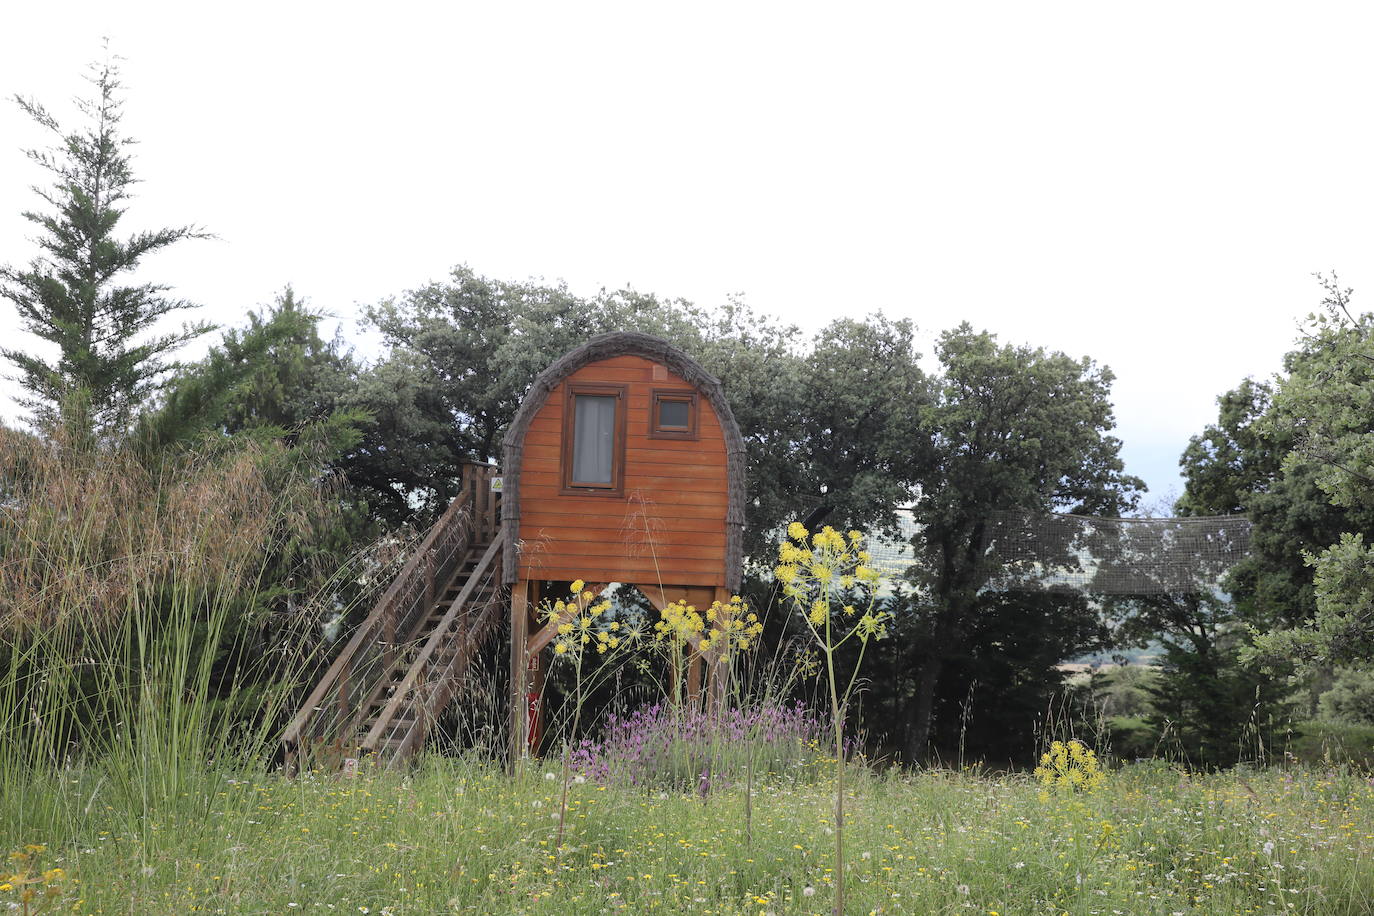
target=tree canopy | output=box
[896,324,1142,761]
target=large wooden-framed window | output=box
[561,383,627,496]
[649,388,699,440]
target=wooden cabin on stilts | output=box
[502,332,746,765]
[282,332,745,772]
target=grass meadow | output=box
[3,444,1372,914]
[3,756,1372,915]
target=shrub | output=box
[1289,719,1374,768]
[1106,716,1158,760]
[570,700,828,790]
[1317,667,1374,726]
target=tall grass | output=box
[9,756,1371,913]
[0,427,340,843]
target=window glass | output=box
[658,398,690,429]
[572,395,616,484]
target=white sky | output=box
[3,2,1373,505]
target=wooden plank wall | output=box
[516,355,729,587]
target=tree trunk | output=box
[904,649,943,764]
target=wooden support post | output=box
[336,655,352,734]
[526,580,544,757]
[508,579,530,771]
[667,650,680,704]
[383,598,397,673]
[477,468,489,541]
[528,642,546,755]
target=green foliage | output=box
[1288,719,1374,768]
[131,290,380,639]
[1167,274,1374,763]
[1269,275,1374,513]
[1093,665,1160,719]
[864,589,1113,766]
[1248,532,1374,668]
[334,352,467,524]
[134,288,365,458]
[0,55,209,437]
[1177,378,1279,517]
[783,316,933,541]
[1317,666,1374,726]
[1176,376,1344,628]
[213,288,361,435]
[1105,716,1157,760]
[1256,279,1374,664]
[1103,551,1292,766]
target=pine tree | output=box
[0,52,209,437]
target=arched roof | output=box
[500,332,746,589]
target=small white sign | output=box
[490,476,504,492]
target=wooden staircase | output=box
[282,464,504,772]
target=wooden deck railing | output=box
[282,463,499,771]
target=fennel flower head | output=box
[1033,739,1105,793]
[775,522,889,643]
[654,596,760,658]
[542,582,635,661]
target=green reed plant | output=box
[0,428,348,844]
[775,521,889,916]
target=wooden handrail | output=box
[282,464,497,756]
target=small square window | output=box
[658,399,690,429]
[650,389,698,440]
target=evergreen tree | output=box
[0,53,209,437]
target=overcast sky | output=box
[3,2,1372,507]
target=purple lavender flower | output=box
[571,700,829,790]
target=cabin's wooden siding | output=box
[515,355,729,586]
